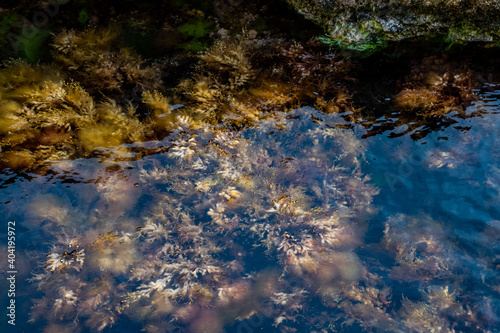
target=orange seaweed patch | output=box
[0,150,35,169]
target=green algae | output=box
[318,33,388,57]
[177,18,215,52]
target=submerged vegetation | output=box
[51,27,163,98]
[1,0,498,168]
[1,30,494,168]
[13,104,500,333]
[25,109,378,331]
[0,1,499,332]
[0,58,148,169]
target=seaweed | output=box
[51,28,162,99]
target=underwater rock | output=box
[284,0,500,49]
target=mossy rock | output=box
[284,0,500,51]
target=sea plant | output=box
[26,108,380,332]
[393,55,478,117]
[51,28,162,99]
[0,60,149,169]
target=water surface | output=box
[1,86,499,333]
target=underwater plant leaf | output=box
[23,29,50,62]
[77,8,89,24]
[177,19,214,39]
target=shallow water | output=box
[1,86,499,332]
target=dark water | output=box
[1,87,499,332]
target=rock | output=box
[284,0,500,48]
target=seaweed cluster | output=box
[27,108,379,332]
[394,55,477,117]
[24,106,500,332]
[0,24,360,170]
[0,59,149,169]
[381,213,499,332]
[358,52,495,139]
[178,36,357,126]
[2,20,497,170]
[51,28,162,98]
[0,27,199,169]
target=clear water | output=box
[1,87,499,333]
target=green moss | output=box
[286,0,500,45]
[0,11,52,62]
[177,18,215,52]
[318,34,388,57]
[446,24,493,43]
[177,19,214,39]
